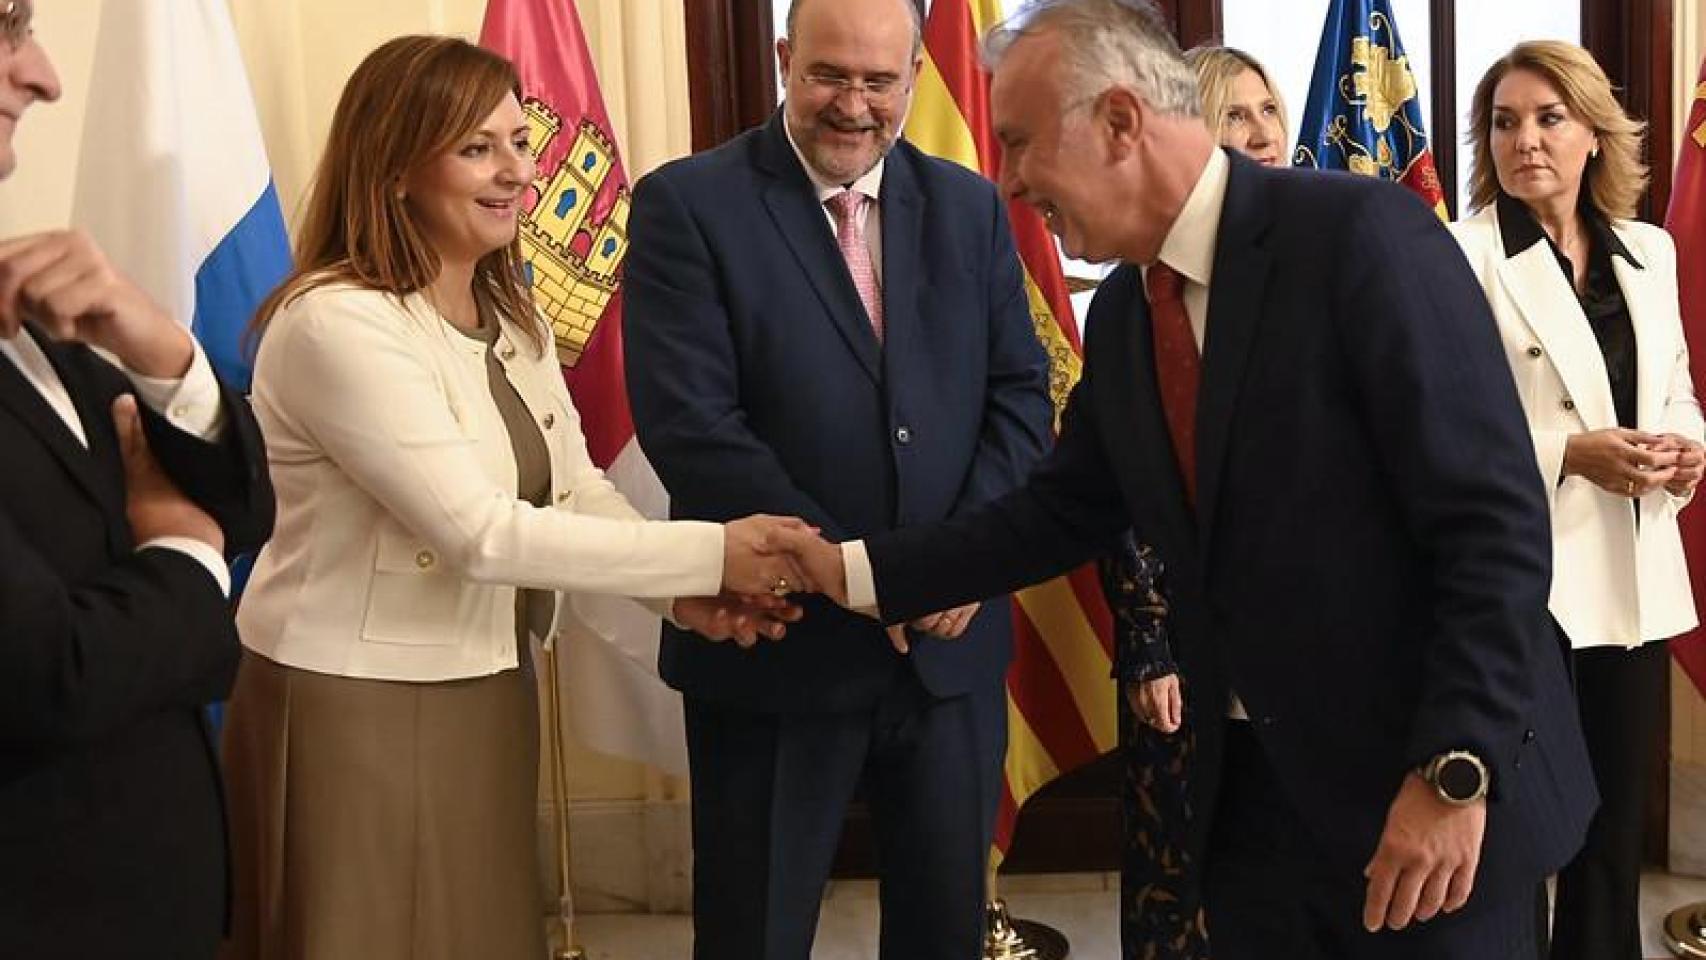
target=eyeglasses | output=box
[801,73,905,103]
[1,0,33,51]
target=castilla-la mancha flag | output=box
[907,0,1119,864]
[481,0,686,775]
[1668,55,1706,700]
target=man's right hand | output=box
[114,394,222,553]
[768,526,849,607]
[722,514,816,597]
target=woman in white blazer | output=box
[220,37,810,959]
[1450,41,1705,960]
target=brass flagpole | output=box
[542,639,588,960]
[983,859,1070,960]
[1665,902,1706,957]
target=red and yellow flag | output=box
[1667,56,1706,700]
[909,0,1119,863]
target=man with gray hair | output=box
[774,0,1599,956]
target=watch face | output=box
[1437,756,1484,801]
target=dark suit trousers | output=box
[684,663,1006,960]
[1203,723,1538,960]
[1548,640,1669,960]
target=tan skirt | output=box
[219,651,544,960]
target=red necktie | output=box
[1146,263,1199,504]
[827,189,884,342]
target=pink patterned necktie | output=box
[827,189,884,342]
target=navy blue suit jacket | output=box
[865,154,1598,903]
[624,111,1052,713]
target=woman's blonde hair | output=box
[1184,45,1288,148]
[1465,40,1647,219]
[251,35,542,353]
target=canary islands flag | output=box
[1292,0,1448,218]
[70,0,292,389]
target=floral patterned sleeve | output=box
[1098,531,1176,683]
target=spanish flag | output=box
[907,0,1118,863]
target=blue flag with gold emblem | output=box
[1292,0,1447,218]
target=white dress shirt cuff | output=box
[139,537,232,597]
[127,344,227,441]
[841,540,880,617]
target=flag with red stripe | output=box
[909,0,1119,862]
[481,0,686,774]
[1667,56,1706,699]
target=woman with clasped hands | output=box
[220,36,807,959]
[1450,40,1705,960]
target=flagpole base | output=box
[984,898,1069,960]
[1665,901,1706,958]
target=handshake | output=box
[674,515,980,652]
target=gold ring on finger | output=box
[771,576,790,597]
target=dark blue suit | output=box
[864,154,1599,959]
[624,110,1051,959]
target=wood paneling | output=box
[1155,0,1224,49]
[684,0,777,152]
[1430,0,1458,219]
[1582,0,1676,222]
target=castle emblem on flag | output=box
[518,97,631,367]
[1693,82,1706,149]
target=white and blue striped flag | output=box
[71,0,291,389]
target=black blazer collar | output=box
[0,327,127,530]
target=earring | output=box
[1590,145,1600,159]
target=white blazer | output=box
[1451,205,1703,649]
[237,283,725,682]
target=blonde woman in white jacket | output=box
[1450,40,1704,960]
[221,37,809,959]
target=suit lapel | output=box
[878,151,923,383]
[755,113,882,383]
[1608,224,1670,432]
[1108,268,1197,560]
[1493,218,1617,431]
[0,332,121,523]
[1196,157,1272,557]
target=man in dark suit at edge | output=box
[0,5,275,956]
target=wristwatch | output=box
[1418,750,1490,805]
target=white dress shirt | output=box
[841,150,1245,712]
[0,329,232,595]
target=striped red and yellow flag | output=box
[908,0,1118,864]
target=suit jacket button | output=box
[1523,728,1536,743]
[895,426,913,445]
[542,412,556,430]
[1527,346,1543,358]
[415,550,436,569]
[1561,399,1576,411]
